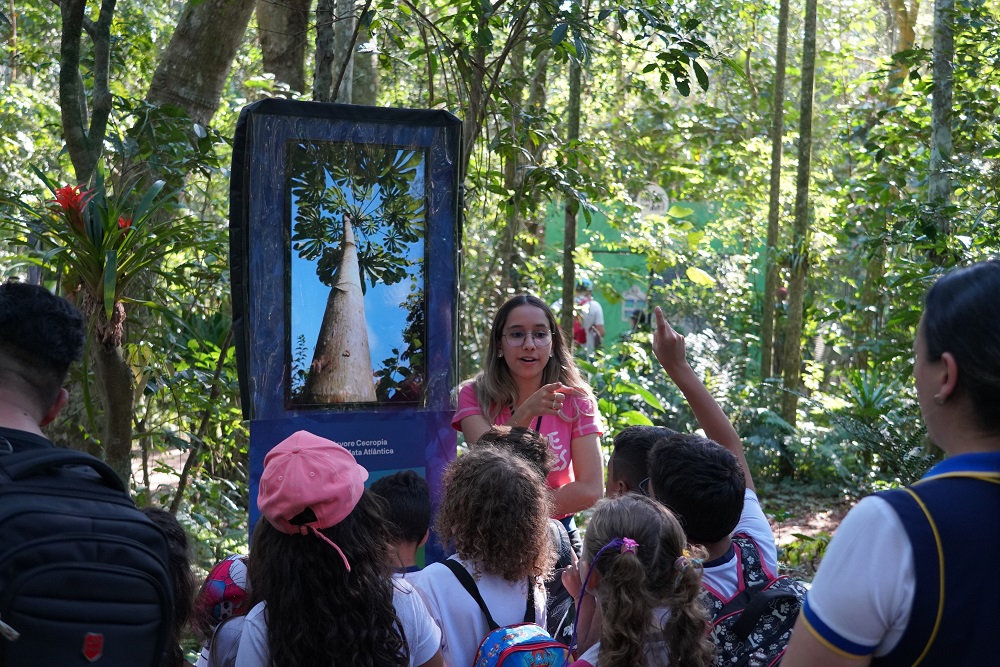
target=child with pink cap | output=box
[234,430,443,667]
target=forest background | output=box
[1,0,999,590]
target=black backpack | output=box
[703,536,807,667]
[0,447,174,666]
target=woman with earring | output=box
[453,294,604,548]
[783,260,1000,666]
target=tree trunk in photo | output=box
[560,56,582,344]
[146,0,255,127]
[760,0,790,381]
[928,0,954,250]
[779,0,818,469]
[303,215,376,403]
[257,0,310,94]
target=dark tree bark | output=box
[59,0,116,184]
[779,0,818,460]
[146,0,255,126]
[257,0,310,93]
[760,0,790,381]
[560,56,582,345]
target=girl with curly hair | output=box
[563,494,714,667]
[410,446,554,667]
[453,294,604,549]
[234,431,443,667]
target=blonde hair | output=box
[472,294,596,422]
[583,494,714,667]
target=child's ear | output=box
[418,530,429,548]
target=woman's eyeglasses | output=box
[503,331,552,347]
[638,477,651,496]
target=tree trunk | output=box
[257,0,310,93]
[353,23,378,105]
[498,38,526,297]
[314,0,335,101]
[332,0,355,102]
[560,56,582,344]
[91,338,135,485]
[928,0,954,246]
[146,0,255,127]
[59,0,115,184]
[760,0,790,381]
[779,0,818,460]
[303,215,376,403]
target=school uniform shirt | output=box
[452,383,603,497]
[195,615,244,667]
[408,556,546,667]
[234,578,441,667]
[700,489,779,600]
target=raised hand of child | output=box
[652,306,689,375]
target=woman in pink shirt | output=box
[453,294,604,547]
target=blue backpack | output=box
[443,559,570,667]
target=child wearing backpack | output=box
[234,431,443,667]
[646,307,802,665]
[562,493,714,667]
[409,446,557,667]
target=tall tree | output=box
[760,0,790,380]
[779,0,818,444]
[560,53,582,343]
[257,0,310,93]
[928,0,954,246]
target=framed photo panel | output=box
[230,99,461,562]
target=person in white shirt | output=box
[410,447,552,667]
[234,431,443,667]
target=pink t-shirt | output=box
[452,382,602,492]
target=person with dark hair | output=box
[0,281,84,451]
[645,307,777,598]
[235,431,443,667]
[142,506,196,667]
[562,494,715,667]
[453,294,604,552]
[409,447,553,667]
[604,425,675,497]
[370,470,432,574]
[784,261,1000,666]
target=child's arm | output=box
[652,306,754,492]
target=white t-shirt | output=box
[799,495,913,657]
[700,489,779,600]
[579,297,604,351]
[234,578,441,667]
[408,556,546,667]
[195,615,244,667]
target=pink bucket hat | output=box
[257,430,369,571]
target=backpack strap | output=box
[0,448,125,492]
[442,559,535,630]
[727,585,800,640]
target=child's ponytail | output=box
[597,543,655,667]
[658,545,714,667]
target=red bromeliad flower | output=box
[117,216,132,230]
[51,185,93,233]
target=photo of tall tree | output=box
[287,140,426,406]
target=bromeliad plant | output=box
[23,167,182,346]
